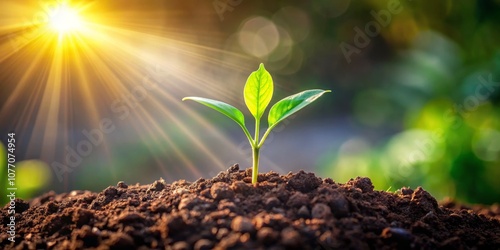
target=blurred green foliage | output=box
[318,0,500,204]
[0,143,51,205]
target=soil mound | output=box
[1,165,499,249]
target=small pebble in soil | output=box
[421,211,438,224]
[218,200,237,212]
[105,232,134,249]
[298,205,310,218]
[231,216,255,233]
[174,188,189,196]
[280,227,302,246]
[194,239,213,250]
[172,241,189,250]
[228,163,239,173]
[117,181,128,189]
[117,212,144,224]
[178,196,205,210]
[265,197,281,209]
[219,232,240,248]
[103,186,118,197]
[73,208,93,226]
[148,179,166,191]
[210,182,235,200]
[165,214,186,232]
[230,181,251,193]
[286,170,322,192]
[216,228,229,240]
[411,187,439,212]
[399,187,413,195]
[330,194,350,218]
[381,227,413,243]
[312,203,332,219]
[347,177,374,193]
[257,227,279,244]
[286,192,309,208]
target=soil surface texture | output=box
[1,164,499,249]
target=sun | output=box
[48,4,83,34]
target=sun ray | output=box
[0,0,256,188]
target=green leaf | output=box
[182,97,252,142]
[268,89,331,128]
[244,63,274,120]
[182,97,246,128]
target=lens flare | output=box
[0,1,255,189]
[48,4,83,33]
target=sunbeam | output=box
[0,0,253,188]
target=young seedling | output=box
[183,63,330,185]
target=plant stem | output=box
[257,124,276,148]
[241,125,255,146]
[252,117,261,185]
[251,146,260,185]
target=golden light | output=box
[0,1,254,188]
[48,4,83,33]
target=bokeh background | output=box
[1,0,499,205]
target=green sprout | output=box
[183,63,330,185]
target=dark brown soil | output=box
[1,164,499,249]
